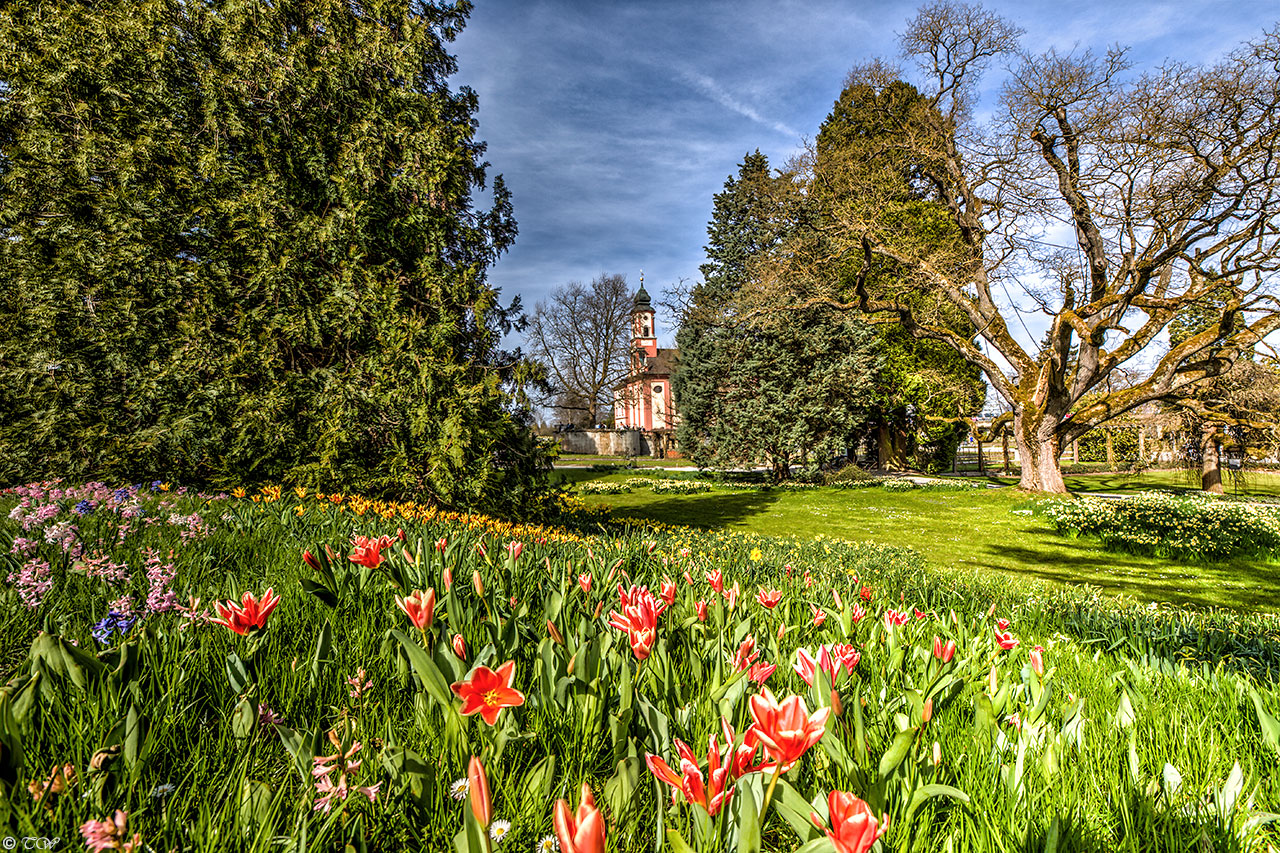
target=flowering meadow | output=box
[2,482,1280,852]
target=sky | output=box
[451,0,1280,351]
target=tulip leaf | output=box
[772,779,821,844]
[310,618,333,689]
[903,783,970,826]
[734,781,761,853]
[1248,688,1280,755]
[299,579,338,609]
[878,726,918,777]
[665,828,696,853]
[391,629,453,710]
[226,653,250,695]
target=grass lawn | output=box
[555,469,1280,613]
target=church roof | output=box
[615,348,679,389]
[632,284,653,312]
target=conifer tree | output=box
[0,0,551,511]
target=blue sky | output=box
[452,0,1279,349]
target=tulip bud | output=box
[1030,646,1044,676]
[592,600,604,619]
[567,652,577,675]
[695,600,708,622]
[776,623,787,640]
[452,634,467,659]
[830,689,842,717]
[472,570,484,597]
[932,741,941,766]
[302,549,321,572]
[401,546,414,564]
[645,541,657,554]
[547,619,565,645]
[832,589,843,610]
[443,567,453,590]
[468,755,491,828]
[396,527,407,543]
[435,537,448,553]
[922,698,933,724]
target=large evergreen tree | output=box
[673,152,877,475]
[0,0,551,512]
[813,78,985,471]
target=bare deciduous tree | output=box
[525,273,633,426]
[753,2,1280,492]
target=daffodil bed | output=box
[2,481,1280,852]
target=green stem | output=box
[759,762,784,821]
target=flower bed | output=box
[578,481,633,495]
[1041,491,1280,561]
[2,481,1279,851]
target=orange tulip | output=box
[395,589,435,631]
[554,783,605,853]
[467,755,491,828]
[450,661,525,725]
[211,588,281,635]
[755,587,782,609]
[607,584,667,661]
[747,689,830,773]
[812,790,889,853]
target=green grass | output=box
[555,470,1280,613]
[4,483,1280,853]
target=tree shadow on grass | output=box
[607,489,785,530]
[988,529,1280,613]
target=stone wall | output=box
[551,428,678,458]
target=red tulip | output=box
[452,634,467,659]
[554,783,605,853]
[811,604,827,627]
[756,587,782,609]
[467,755,491,828]
[395,588,435,631]
[348,535,385,568]
[608,584,667,661]
[211,589,281,635]
[507,540,523,562]
[793,646,853,687]
[302,549,321,572]
[813,790,889,853]
[994,628,1019,651]
[645,733,736,816]
[450,661,525,725]
[443,567,453,590]
[683,571,695,586]
[695,599,708,622]
[435,537,448,553]
[996,618,1010,631]
[932,636,956,663]
[578,573,593,594]
[1030,645,1044,675]
[883,609,909,630]
[748,661,776,684]
[724,582,740,610]
[914,608,928,620]
[472,570,484,597]
[747,689,830,772]
[731,635,759,672]
[706,569,723,595]
[849,603,866,623]
[660,576,677,606]
[859,585,873,602]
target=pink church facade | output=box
[612,282,679,433]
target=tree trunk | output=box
[1001,433,1011,474]
[1105,429,1115,470]
[876,421,909,471]
[1014,409,1068,493]
[1200,426,1223,494]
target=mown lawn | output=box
[996,468,1280,498]
[554,470,1280,613]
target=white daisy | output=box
[489,819,512,843]
[536,836,560,853]
[449,777,468,801]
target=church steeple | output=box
[631,271,657,360]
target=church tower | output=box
[631,273,658,362]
